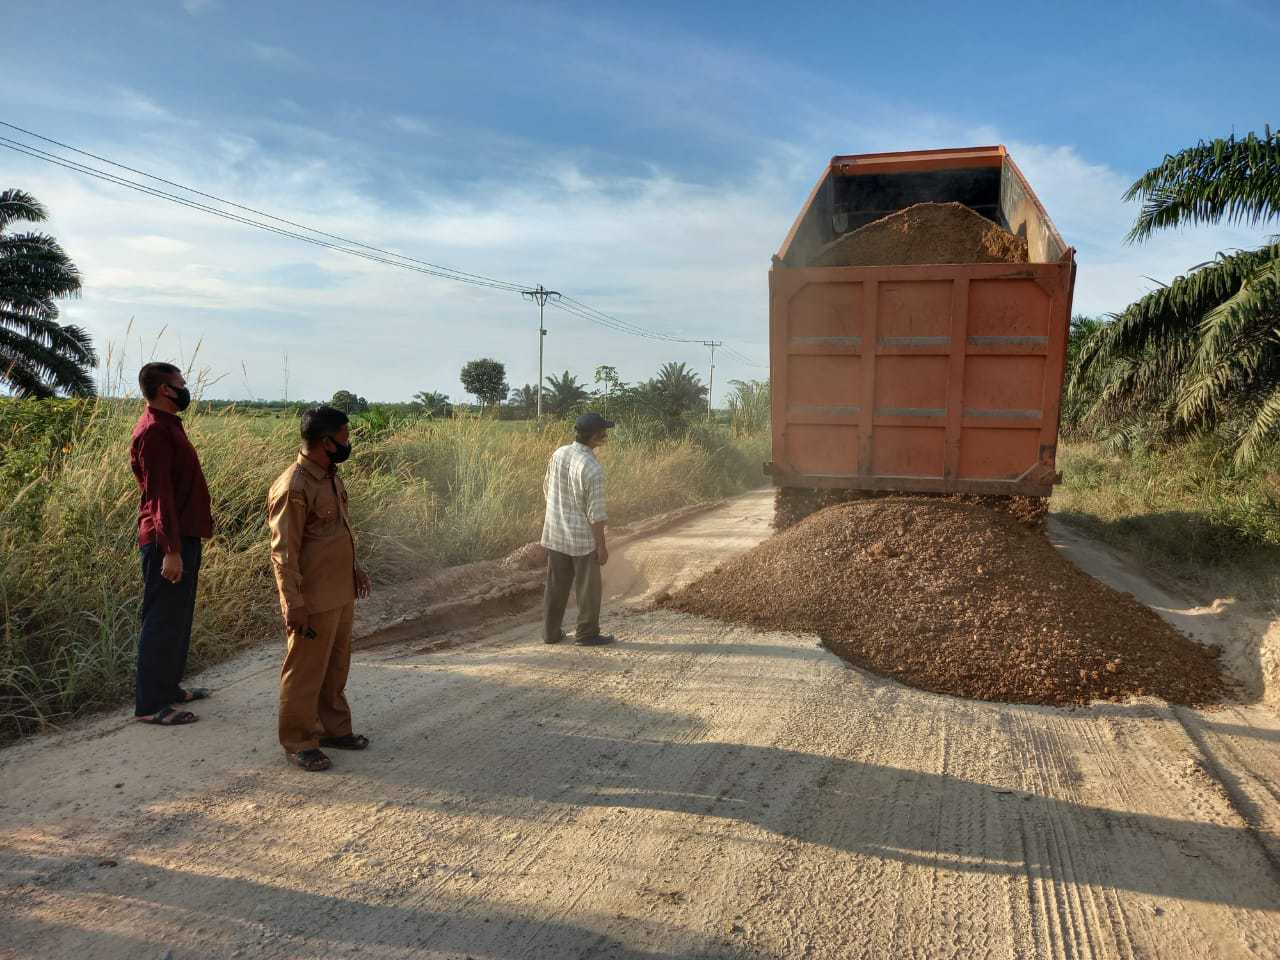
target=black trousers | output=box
[135,536,203,716]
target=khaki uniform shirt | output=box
[267,454,357,620]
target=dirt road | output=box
[3,489,1279,959]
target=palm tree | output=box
[1072,129,1280,463]
[508,383,540,415]
[651,361,707,418]
[0,190,96,397]
[1061,315,1109,436]
[412,390,451,418]
[725,379,771,436]
[543,370,589,417]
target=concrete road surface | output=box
[3,488,1279,959]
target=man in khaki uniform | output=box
[268,405,372,771]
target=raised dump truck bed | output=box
[767,145,1076,497]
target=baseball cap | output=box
[575,412,616,432]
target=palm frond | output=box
[0,191,94,397]
[0,347,54,397]
[0,232,83,299]
[1080,244,1279,373]
[1234,376,1280,466]
[1125,127,1280,242]
[0,327,95,397]
[1175,258,1280,424]
[0,189,48,232]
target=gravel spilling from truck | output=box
[810,201,1029,267]
[663,498,1225,707]
[773,488,1048,532]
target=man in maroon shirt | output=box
[130,362,214,725]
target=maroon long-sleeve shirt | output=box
[129,407,213,553]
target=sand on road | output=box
[2,488,1279,959]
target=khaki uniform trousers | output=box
[278,601,355,753]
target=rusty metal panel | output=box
[770,256,1074,497]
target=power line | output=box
[557,294,702,344]
[0,136,522,290]
[721,344,769,368]
[549,298,695,344]
[0,120,772,366]
[0,119,528,293]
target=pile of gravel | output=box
[663,498,1224,707]
[811,201,1029,267]
[773,488,1048,532]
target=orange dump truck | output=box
[767,145,1076,503]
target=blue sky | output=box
[3,0,1276,402]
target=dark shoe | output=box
[575,634,615,646]
[135,705,198,726]
[176,687,211,703]
[319,733,369,750]
[287,748,332,772]
[544,632,565,645]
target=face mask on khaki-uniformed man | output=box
[325,435,352,464]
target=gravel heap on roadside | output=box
[811,201,1029,267]
[773,488,1048,532]
[664,498,1224,707]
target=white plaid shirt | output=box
[541,442,607,556]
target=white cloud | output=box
[390,115,435,136]
[182,0,219,15]
[15,138,780,401]
[247,42,304,70]
[123,235,193,255]
[11,106,1266,404]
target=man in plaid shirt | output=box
[541,412,616,646]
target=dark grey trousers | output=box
[543,549,602,642]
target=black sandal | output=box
[177,687,211,703]
[136,706,198,726]
[319,734,369,750]
[287,748,332,772]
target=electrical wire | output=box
[549,298,698,344]
[557,294,702,344]
[0,136,523,290]
[0,119,528,293]
[721,344,769,368]
[0,120,773,364]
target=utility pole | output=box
[522,285,561,418]
[701,340,723,420]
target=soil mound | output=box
[773,487,1047,532]
[811,202,1029,267]
[663,498,1224,707]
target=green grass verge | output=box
[1053,438,1280,610]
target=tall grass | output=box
[1054,438,1280,610]
[0,400,769,741]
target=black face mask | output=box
[327,438,352,464]
[167,385,192,412]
